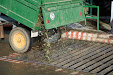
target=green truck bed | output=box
[0,0,85,30]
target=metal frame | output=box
[84,5,99,30]
[90,0,93,15]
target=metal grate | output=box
[11,39,113,75]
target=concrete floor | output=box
[0,19,111,75]
[0,28,71,75]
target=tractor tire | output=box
[9,27,32,53]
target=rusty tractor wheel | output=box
[9,27,31,53]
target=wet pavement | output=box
[0,61,70,75]
[0,28,74,75]
[0,19,112,75]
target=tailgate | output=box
[41,0,85,29]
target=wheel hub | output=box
[13,33,26,49]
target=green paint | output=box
[0,0,85,30]
[42,0,85,29]
[84,5,99,30]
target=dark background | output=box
[86,0,112,16]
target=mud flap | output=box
[31,30,38,38]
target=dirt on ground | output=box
[0,19,111,75]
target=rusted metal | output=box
[0,22,4,39]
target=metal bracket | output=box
[31,30,38,38]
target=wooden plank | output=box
[98,65,113,75]
[0,25,4,39]
[91,58,113,73]
[56,44,103,67]
[50,42,88,65]
[107,72,113,75]
[67,45,111,69]
[84,54,113,72]
[76,47,113,71]
[51,42,85,60]
[61,44,106,68]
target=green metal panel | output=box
[0,0,85,30]
[9,0,41,30]
[0,0,41,30]
[42,1,85,29]
[42,0,71,4]
[42,0,84,4]
[0,0,11,14]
